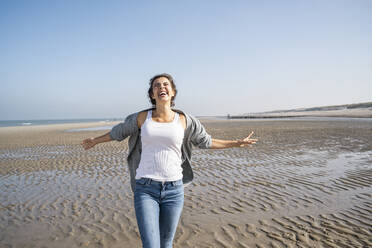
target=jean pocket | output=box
[135,178,148,185]
[172,180,183,187]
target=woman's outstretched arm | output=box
[82,112,142,150]
[81,132,112,150]
[210,131,258,149]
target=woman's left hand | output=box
[210,131,258,149]
[235,131,258,147]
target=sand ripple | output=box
[1,119,372,247]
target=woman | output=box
[81,73,257,248]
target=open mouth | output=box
[159,92,167,97]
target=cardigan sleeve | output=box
[109,113,139,141]
[189,115,212,149]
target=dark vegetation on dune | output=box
[265,101,372,114]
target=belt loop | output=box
[171,181,175,187]
[149,178,152,185]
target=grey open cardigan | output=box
[109,108,212,193]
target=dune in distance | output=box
[229,101,372,119]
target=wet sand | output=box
[1,118,372,247]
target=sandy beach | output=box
[1,118,371,247]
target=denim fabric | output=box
[134,178,184,248]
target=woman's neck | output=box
[153,103,173,119]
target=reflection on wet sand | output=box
[1,119,371,247]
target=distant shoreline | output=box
[229,102,372,119]
[0,118,121,128]
[2,102,371,127]
[228,113,372,119]
[228,109,372,119]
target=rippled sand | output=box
[1,118,371,247]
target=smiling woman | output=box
[148,73,177,107]
[81,73,257,248]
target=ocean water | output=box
[0,118,121,127]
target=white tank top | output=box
[135,110,185,181]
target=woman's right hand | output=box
[81,138,96,150]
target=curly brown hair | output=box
[148,73,177,107]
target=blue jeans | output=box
[134,178,184,248]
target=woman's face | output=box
[151,77,175,105]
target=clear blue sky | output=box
[1,0,371,120]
